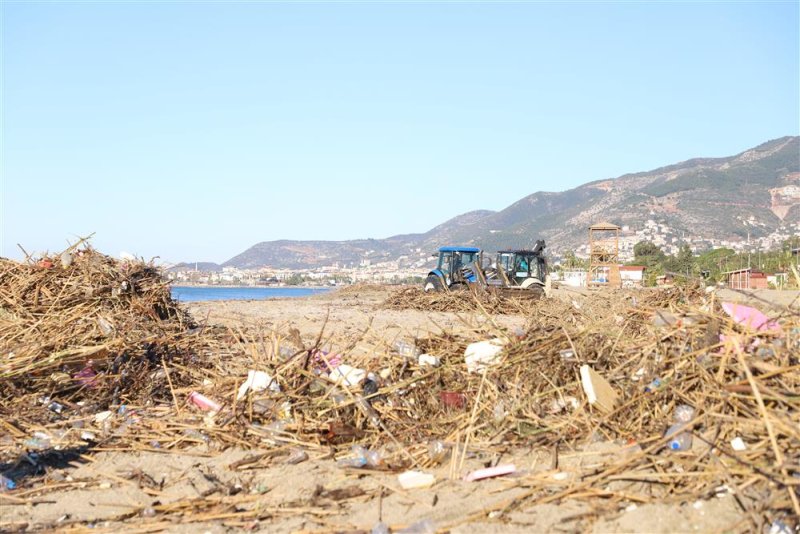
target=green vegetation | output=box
[629,239,800,287]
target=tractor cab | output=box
[495,240,548,288]
[424,247,482,292]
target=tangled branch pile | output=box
[382,286,533,314]
[0,247,229,414]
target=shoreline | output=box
[169,283,336,290]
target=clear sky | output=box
[2,1,798,264]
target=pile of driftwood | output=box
[382,286,533,314]
[0,253,798,531]
[0,246,239,428]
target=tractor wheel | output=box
[448,282,468,292]
[424,275,443,293]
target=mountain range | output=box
[183,136,800,270]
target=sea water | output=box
[171,286,331,302]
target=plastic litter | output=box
[768,520,793,534]
[328,364,366,386]
[427,440,451,464]
[337,445,384,468]
[24,432,52,450]
[188,392,222,412]
[721,302,780,333]
[439,391,466,410]
[666,404,695,451]
[236,370,280,401]
[394,339,421,358]
[397,470,436,489]
[464,464,516,482]
[285,448,309,465]
[465,338,505,373]
[0,474,16,491]
[580,365,619,413]
[644,378,665,392]
[417,354,441,367]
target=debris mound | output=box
[0,246,215,409]
[382,286,528,314]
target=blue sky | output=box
[3,1,798,263]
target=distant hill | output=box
[220,136,799,269]
[167,262,222,272]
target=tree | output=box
[632,241,665,268]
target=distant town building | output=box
[619,266,646,288]
[724,268,768,290]
[557,270,588,288]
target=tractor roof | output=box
[438,246,481,253]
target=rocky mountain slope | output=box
[223,136,799,269]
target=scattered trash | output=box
[0,474,16,491]
[417,353,441,367]
[397,470,436,490]
[328,364,367,386]
[427,440,451,464]
[94,411,113,425]
[768,520,793,534]
[549,396,579,413]
[337,445,384,468]
[60,251,73,268]
[665,404,695,451]
[236,370,280,401]
[2,246,797,532]
[464,464,516,482]
[24,432,52,450]
[580,365,619,413]
[362,373,380,397]
[439,391,467,410]
[644,377,665,392]
[721,302,780,333]
[465,338,505,373]
[285,448,309,465]
[394,339,421,358]
[74,364,99,388]
[188,392,222,412]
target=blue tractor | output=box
[424,247,483,292]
